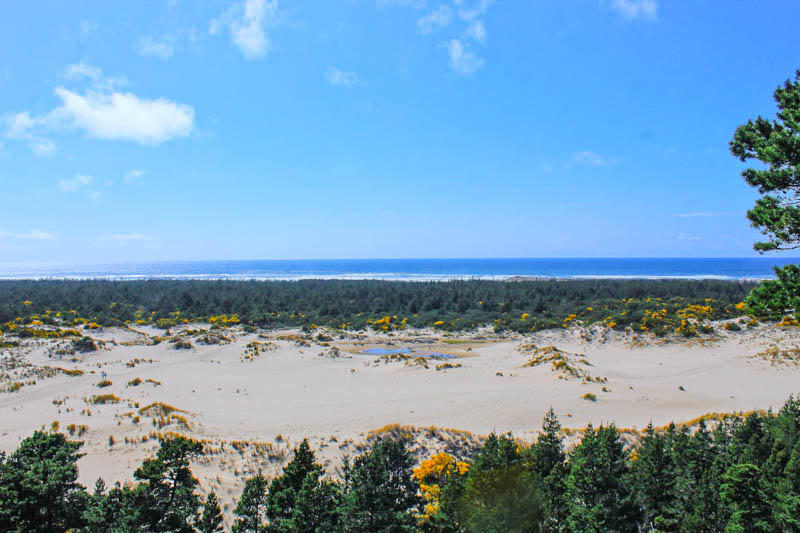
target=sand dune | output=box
[2,322,799,512]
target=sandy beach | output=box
[2,322,800,512]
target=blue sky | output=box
[1,0,799,263]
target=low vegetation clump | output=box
[90,393,120,405]
[752,346,800,366]
[521,345,606,383]
[4,381,24,393]
[72,336,97,353]
[65,423,88,436]
[169,338,193,350]
[138,401,184,418]
[96,379,112,388]
[242,340,278,360]
[57,367,84,377]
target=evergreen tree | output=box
[731,69,800,254]
[0,431,87,532]
[131,436,204,532]
[678,419,721,532]
[198,491,224,533]
[266,439,324,528]
[282,474,341,533]
[632,423,680,531]
[527,408,568,532]
[720,463,773,533]
[456,434,543,532]
[81,478,138,532]
[773,442,800,531]
[340,437,420,532]
[730,69,800,316]
[565,424,639,533]
[233,474,269,533]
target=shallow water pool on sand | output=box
[361,347,458,358]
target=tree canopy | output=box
[731,70,800,253]
[732,68,800,318]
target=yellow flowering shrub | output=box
[413,452,470,522]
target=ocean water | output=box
[0,258,797,281]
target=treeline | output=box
[0,279,756,333]
[3,396,800,532]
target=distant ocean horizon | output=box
[0,258,797,281]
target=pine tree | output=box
[266,439,324,528]
[340,437,420,532]
[528,408,568,532]
[131,436,204,532]
[0,431,87,532]
[632,423,680,531]
[232,474,269,533]
[82,478,137,532]
[720,463,773,533]
[679,420,719,532]
[565,424,639,533]
[282,473,341,532]
[198,491,224,533]
[438,433,542,533]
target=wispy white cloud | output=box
[417,5,453,34]
[30,139,56,156]
[3,63,194,148]
[123,169,147,183]
[606,0,658,21]
[98,233,150,241]
[457,0,493,21]
[87,190,101,203]
[59,174,93,192]
[464,20,486,44]
[673,211,740,218]
[677,232,701,242]
[325,67,359,88]
[377,0,425,8]
[79,20,99,37]
[565,150,619,168]
[138,35,175,59]
[393,0,492,74]
[0,228,55,240]
[4,112,57,156]
[210,0,280,60]
[63,61,105,82]
[448,39,484,75]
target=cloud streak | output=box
[417,5,452,34]
[0,228,55,240]
[325,67,359,88]
[210,0,279,59]
[673,211,741,218]
[138,36,175,59]
[448,39,484,75]
[564,150,619,168]
[98,233,151,241]
[607,0,658,21]
[123,169,147,183]
[59,174,93,192]
[395,0,492,75]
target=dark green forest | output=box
[0,279,756,334]
[3,395,800,532]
